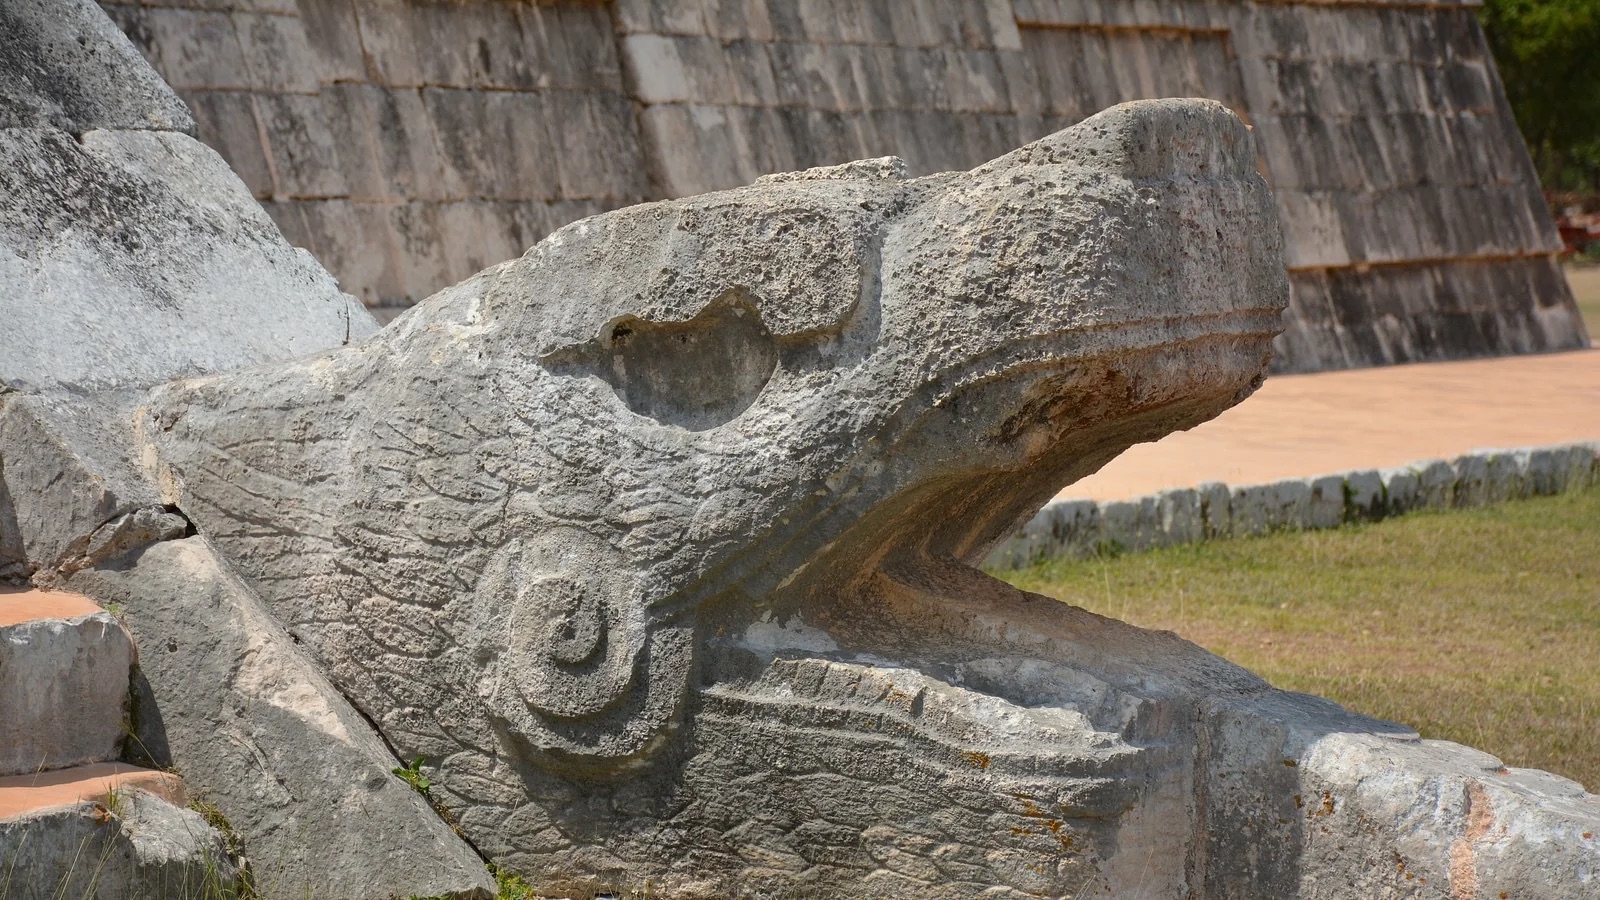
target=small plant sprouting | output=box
[99,786,128,820]
[393,756,433,796]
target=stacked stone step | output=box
[991,441,1600,568]
[0,587,238,897]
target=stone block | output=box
[1303,474,1345,529]
[550,90,650,201]
[384,202,453,304]
[1052,499,1103,558]
[796,0,845,44]
[316,83,394,201]
[1154,488,1202,547]
[70,538,495,899]
[1523,446,1565,496]
[1231,479,1312,537]
[295,0,367,83]
[259,200,313,253]
[1343,469,1385,521]
[1451,452,1490,508]
[520,3,621,92]
[1198,481,1231,538]
[434,201,522,278]
[856,45,913,110]
[0,128,372,396]
[957,48,1013,113]
[1413,458,1455,509]
[1271,478,1314,530]
[1382,461,1420,512]
[256,92,351,199]
[421,87,496,200]
[856,1,898,45]
[140,6,250,91]
[0,591,131,777]
[987,498,1099,568]
[1,0,194,134]
[723,39,783,106]
[232,9,322,93]
[351,0,426,87]
[985,0,1024,51]
[484,91,564,199]
[703,0,777,42]
[400,5,473,87]
[0,396,169,574]
[613,0,708,36]
[996,49,1044,116]
[0,786,240,899]
[1097,500,1143,553]
[180,90,273,198]
[638,104,704,196]
[448,0,531,90]
[298,198,405,306]
[1484,449,1531,503]
[1558,443,1600,492]
[624,34,693,104]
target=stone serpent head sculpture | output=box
[144,99,1288,893]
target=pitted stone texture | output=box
[0,0,193,135]
[0,393,167,577]
[123,95,1599,896]
[0,590,131,777]
[69,537,495,900]
[0,127,374,395]
[146,101,1287,892]
[0,788,238,900]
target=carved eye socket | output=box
[549,288,779,431]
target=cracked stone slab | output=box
[0,0,194,135]
[0,589,131,777]
[68,537,495,900]
[0,783,239,900]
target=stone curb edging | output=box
[988,441,1600,569]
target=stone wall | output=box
[100,0,1589,368]
[989,442,1600,568]
[99,0,646,312]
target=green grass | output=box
[999,486,1600,790]
[1569,264,1600,335]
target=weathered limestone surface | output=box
[70,538,496,900]
[98,0,646,313]
[99,0,1589,369]
[0,0,193,134]
[0,789,240,900]
[7,5,1598,894]
[131,99,1600,897]
[0,595,132,777]
[0,125,374,395]
[0,4,492,895]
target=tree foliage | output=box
[1481,0,1600,191]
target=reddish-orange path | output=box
[0,587,103,627]
[0,589,182,821]
[1058,347,1600,502]
[0,764,185,820]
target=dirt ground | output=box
[1059,276,1600,501]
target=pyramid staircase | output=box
[0,587,233,897]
